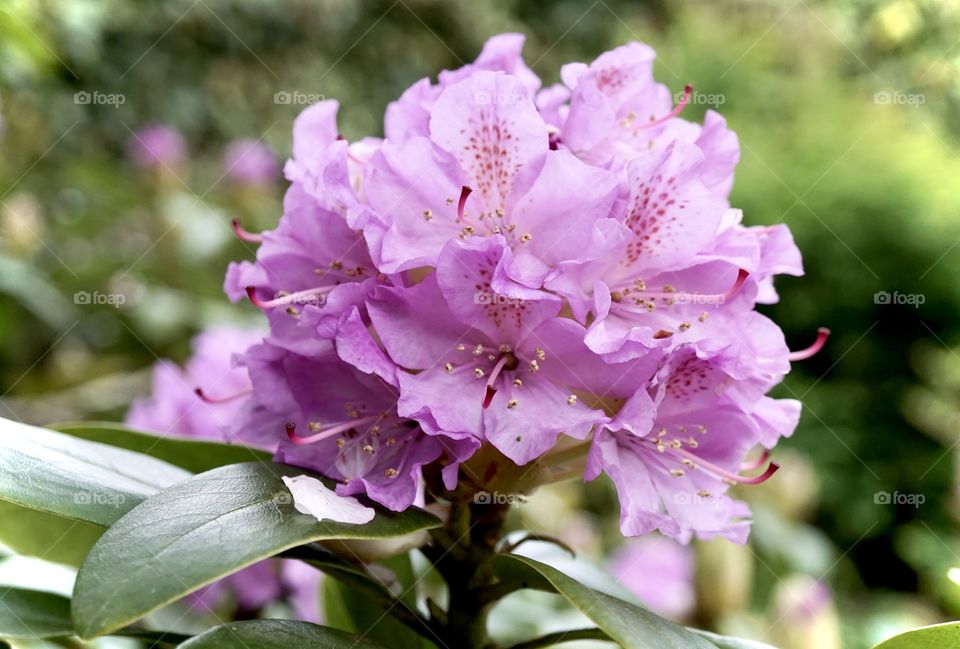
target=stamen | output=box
[231,218,263,243]
[285,415,381,445]
[788,327,831,361]
[194,387,251,404]
[664,444,780,485]
[617,269,749,310]
[458,185,472,221]
[642,84,693,129]
[245,285,333,309]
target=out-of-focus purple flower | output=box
[127,123,186,170]
[222,138,280,186]
[186,559,322,623]
[126,326,261,440]
[609,535,695,620]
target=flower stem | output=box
[423,496,510,649]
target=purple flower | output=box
[586,345,799,543]
[552,43,739,195]
[126,326,261,440]
[219,34,815,543]
[366,235,673,466]
[609,535,695,620]
[385,33,540,144]
[222,138,280,186]
[233,333,472,511]
[127,123,186,170]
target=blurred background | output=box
[2,0,960,647]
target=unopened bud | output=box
[769,575,841,649]
[695,537,754,623]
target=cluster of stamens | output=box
[631,424,780,490]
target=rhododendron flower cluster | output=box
[158,34,818,544]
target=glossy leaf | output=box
[53,422,271,474]
[177,620,390,648]
[0,418,189,526]
[872,622,960,649]
[73,462,440,639]
[492,554,716,649]
[0,587,72,639]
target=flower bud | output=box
[694,538,754,623]
[769,575,841,649]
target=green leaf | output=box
[0,587,72,639]
[322,553,427,649]
[693,630,779,649]
[0,418,190,526]
[0,501,102,567]
[872,622,960,649]
[73,462,441,639]
[177,620,391,648]
[52,422,271,474]
[492,554,716,649]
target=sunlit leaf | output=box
[0,418,189,526]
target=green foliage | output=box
[872,621,960,649]
[53,421,272,472]
[72,461,439,639]
[177,620,390,649]
[322,553,428,649]
[0,419,189,526]
[0,588,72,639]
[492,554,717,649]
[0,501,102,567]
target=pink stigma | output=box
[458,185,472,220]
[788,327,831,361]
[231,219,263,243]
[194,387,251,404]
[724,269,750,302]
[482,355,512,409]
[740,449,770,472]
[643,84,693,129]
[738,461,780,485]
